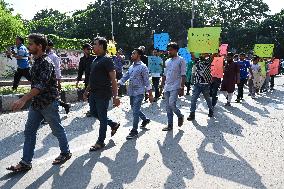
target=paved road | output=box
[0,76,284,189]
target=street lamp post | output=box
[110,0,114,41]
[191,0,195,28]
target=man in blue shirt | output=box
[6,36,31,90]
[236,53,253,103]
[118,48,154,139]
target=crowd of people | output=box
[4,33,282,173]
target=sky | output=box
[5,0,284,20]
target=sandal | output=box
[6,162,32,172]
[111,123,120,137]
[89,143,105,151]
[52,152,72,165]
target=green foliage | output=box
[46,34,89,50]
[0,0,27,51]
[0,86,30,95]
[25,0,276,55]
[61,83,84,91]
[3,0,283,57]
[0,83,85,95]
[1,65,16,78]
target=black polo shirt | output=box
[89,54,115,99]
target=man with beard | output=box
[7,34,71,173]
[160,42,186,131]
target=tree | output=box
[0,0,27,51]
[33,8,65,21]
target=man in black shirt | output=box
[7,34,71,173]
[76,43,96,89]
[83,37,120,151]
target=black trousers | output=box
[237,79,247,99]
[152,77,160,98]
[210,78,221,107]
[13,68,31,90]
[270,75,275,89]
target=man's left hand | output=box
[12,98,26,111]
[113,97,120,107]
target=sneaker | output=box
[208,109,214,117]
[187,112,195,121]
[162,125,173,131]
[225,102,231,106]
[178,115,184,127]
[126,130,138,140]
[235,99,240,103]
[141,119,150,128]
[251,96,256,99]
[248,93,251,96]
[186,92,190,96]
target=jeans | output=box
[190,84,212,113]
[130,94,147,131]
[261,75,270,91]
[165,90,183,126]
[13,68,31,90]
[210,79,221,107]
[22,101,70,165]
[248,79,255,97]
[237,79,247,99]
[152,77,160,98]
[89,93,117,145]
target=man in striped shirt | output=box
[187,54,213,121]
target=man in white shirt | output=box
[46,40,70,114]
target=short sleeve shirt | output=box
[17,44,30,69]
[89,55,115,99]
[164,56,186,92]
[238,60,251,79]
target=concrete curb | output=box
[0,89,85,113]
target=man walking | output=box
[160,42,186,131]
[220,52,240,106]
[187,54,214,121]
[83,37,120,151]
[46,39,70,114]
[119,48,154,140]
[6,36,31,90]
[76,43,96,89]
[7,34,71,173]
[235,53,252,102]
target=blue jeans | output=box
[190,84,213,113]
[22,101,70,165]
[89,93,117,145]
[165,90,183,126]
[130,94,147,131]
